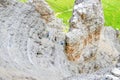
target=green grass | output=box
[46,0,120,30]
[46,0,75,31]
[102,0,120,30]
[19,0,28,3]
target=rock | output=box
[0,0,70,80]
[104,74,119,80]
[116,57,120,67]
[111,68,120,77]
[0,0,11,7]
[116,63,120,68]
[66,0,103,62]
[65,0,120,73]
[0,0,120,80]
[33,0,54,22]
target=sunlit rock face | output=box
[66,0,120,73]
[0,0,120,80]
[66,0,104,62]
[0,0,71,80]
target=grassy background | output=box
[102,0,120,30]
[19,0,27,3]
[46,0,120,30]
[46,0,74,24]
[46,0,74,31]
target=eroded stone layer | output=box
[66,0,104,61]
[65,0,120,74]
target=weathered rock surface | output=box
[0,0,70,80]
[66,0,120,73]
[0,0,120,80]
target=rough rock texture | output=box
[66,58,120,80]
[65,0,120,73]
[0,0,120,80]
[0,0,70,80]
[67,0,104,61]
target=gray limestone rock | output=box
[111,68,120,77]
[66,0,104,62]
[65,0,120,74]
[0,0,120,80]
[0,0,70,80]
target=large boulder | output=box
[0,0,71,80]
[65,0,120,73]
